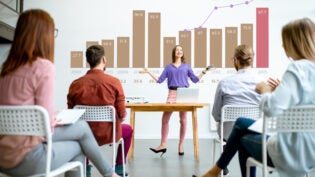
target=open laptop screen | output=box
[176,88,199,103]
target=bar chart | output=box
[70,1,269,69]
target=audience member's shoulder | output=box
[35,57,53,65]
[105,73,120,82]
[287,59,315,76]
[32,58,54,73]
[290,59,315,69]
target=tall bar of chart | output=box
[179,31,192,66]
[163,37,176,66]
[225,27,238,68]
[210,29,222,68]
[133,10,145,68]
[70,51,83,68]
[256,8,269,68]
[241,24,253,48]
[70,3,269,69]
[102,40,114,68]
[194,28,207,68]
[117,37,130,68]
[148,13,161,68]
[86,41,99,68]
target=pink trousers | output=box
[161,90,187,144]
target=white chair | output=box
[0,105,84,177]
[74,105,125,177]
[246,105,315,177]
[212,105,262,166]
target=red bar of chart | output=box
[256,8,269,68]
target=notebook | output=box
[248,118,263,133]
[176,88,199,103]
[56,109,86,125]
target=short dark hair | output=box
[86,45,105,68]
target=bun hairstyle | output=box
[234,44,254,66]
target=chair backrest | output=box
[262,105,315,176]
[0,105,52,176]
[221,105,261,122]
[221,105,262,140]
[73,105,116,142]
[73,105,118,169]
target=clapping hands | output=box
[255,77,280,94]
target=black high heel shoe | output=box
[178,145,184,156]
[149,148,167,157]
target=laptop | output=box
[176,88,199,103]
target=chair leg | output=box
[212,139,216,165]
[121,139,125,177]
[112,143,116,172]
[80,162,85,177]
[246,164,251,177]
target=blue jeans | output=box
[216,118,274,177]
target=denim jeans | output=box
[216,117,274,177]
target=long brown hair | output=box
[0,9,55,77]
[282,18,315,60]
[172,45,186,63]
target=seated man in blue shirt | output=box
[212,44,263,176]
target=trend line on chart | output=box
[183,0,254,32]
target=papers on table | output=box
[55,109,85,125]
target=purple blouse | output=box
[157,63,199,88]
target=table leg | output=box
[192,107,199,162]
[128,108,135,160]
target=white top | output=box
[212,68,263,140]
[261,59,315,177]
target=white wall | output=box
[5,0,314,139]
